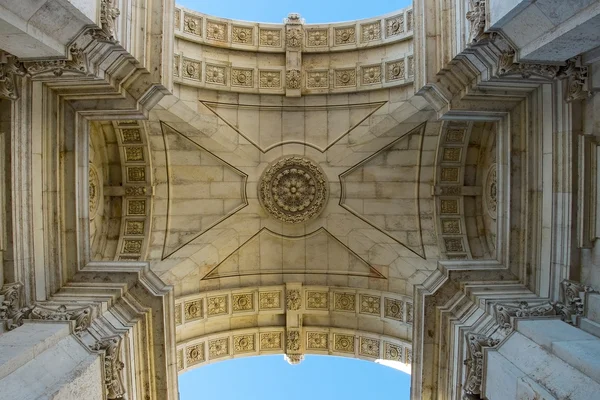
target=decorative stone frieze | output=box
[285,69,301,89]
[286,289,301,310]
[100,0,120,42]
[493,301,556,332]
[286,330,301,352]
[258,156,329,224]
[89,163,100,219]
[285,24,303,48]
[90,336,125,400]
[463,333,500,396]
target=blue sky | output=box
[176,0,413,24]
[179,355,411,399]
[176,0,413,398]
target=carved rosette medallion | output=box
[89,163,100,220]
[484,163,497,219]
[258,156,329,224]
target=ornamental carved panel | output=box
[232,26,253,44]
[124,219,144,235]
[208,338,229,359]
[306,332,328,350]
[306,29,328,47]
[334,27,355,45]
[182,58,201,81]
[334,292,356,312]
[306,291,328,309]
[231,68,253,87]
[260,332,283,350]
[384,342,403,362]
[207,295,228,316]
[232,293,254,312]
[186,343,205,366]
[206,20,227,42]
[259,291,281,309]
[259,29,282,47]
[384,298,403,320]
[386,60,405,81]
[334,334,355,353]
[184,299,203,321]
[183,14,202,36]
[233,334,255,353]
[334,69,356,87]
[359,294,381,315]
[205,64,227,85]
[385,15,405,37]
[306,71,329,88]
[361,65,382,85]
[360,21,381,42]
[259,71,281,88]
[359,337,380,357]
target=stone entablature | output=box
[173,6,414,94]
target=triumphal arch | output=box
[1,0,600,398]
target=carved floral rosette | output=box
[258,156,329,224]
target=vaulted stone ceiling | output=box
[140,85,441,298]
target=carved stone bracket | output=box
[100,0,121,42]
[466,0,486,44]
[24,44,89,77]
[0,52,28,100]
[493,301,556,332]
[10,303,92,334]
[463,332,500,396]
[554,279,595,324]
[0,283,22,322]
[91,335,126,400]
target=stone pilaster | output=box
[284,13,303,97]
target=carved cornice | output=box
[463,332,500,396]
[554,279,595,324]
[493,301,556,332]
[91,336,126,400]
